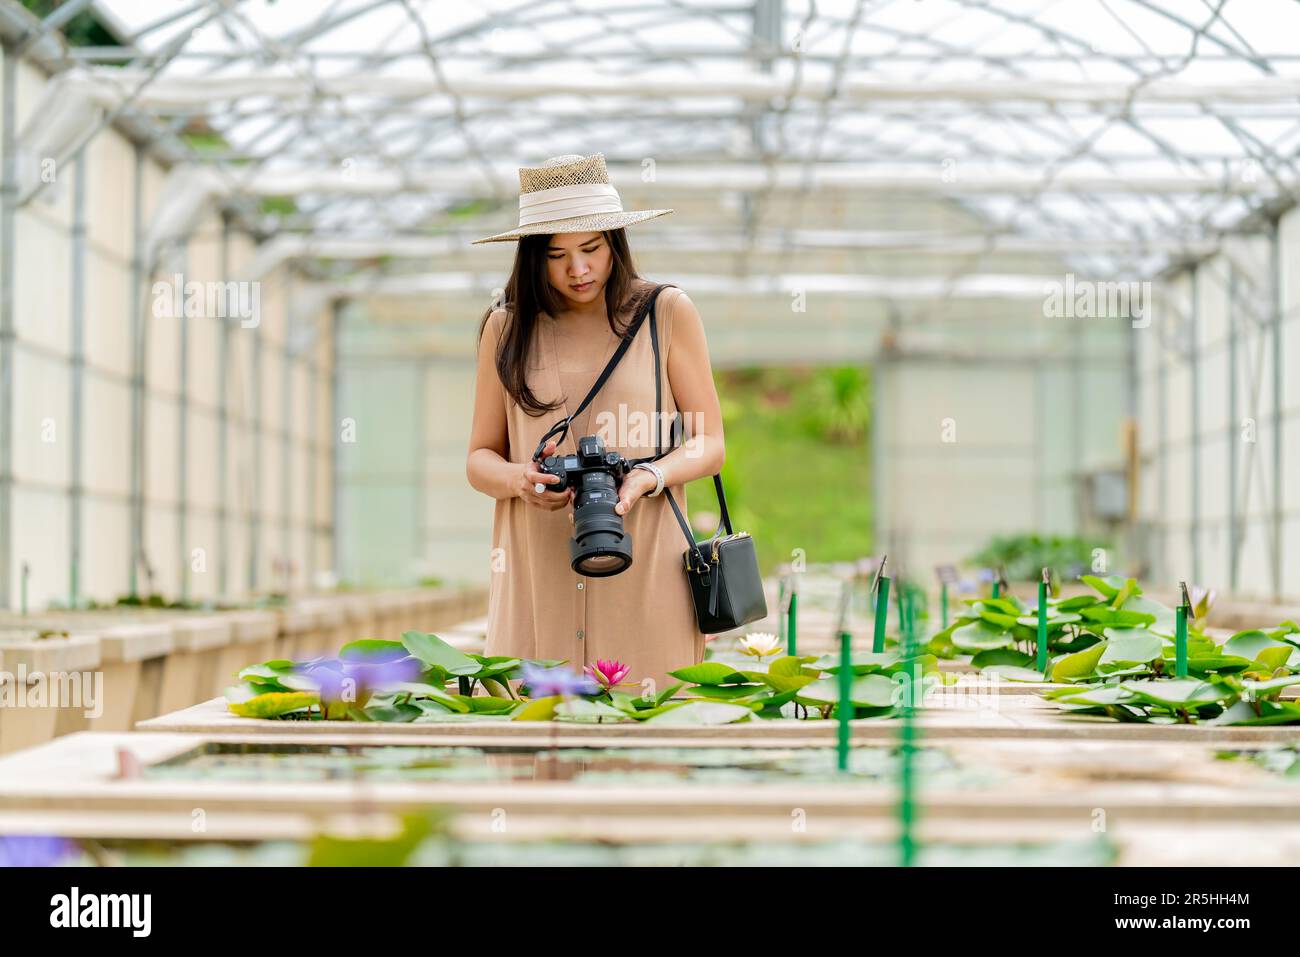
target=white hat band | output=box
[518,182,623,226]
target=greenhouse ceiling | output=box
[11,0,1300,303]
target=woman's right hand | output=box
[517,440,573,511]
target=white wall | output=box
[1135,216,1298,601]
[0,46,334,609]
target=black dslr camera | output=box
[536,434,635,577]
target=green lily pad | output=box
[796,673,898,708]
[1051,684,1135,707]
[688,683,767,700]
[1224,631,1299,666]
[669,662,752,685]
[338,639,408,662]
[984,665,1051,682]
[1054,595,1102,612]
[1048,641,1107,682]
[951,620,1014,653]
[970,648,1032,669]
[1119,679,1233,709]
[227,691,319,718]
[1212,699,1300,725]
[554,699,636,722]
[1079,607,1157,628]
[401,631,480,676]
[642,701,754,725]
[1099,629,1163,666]
[511,695,561,721]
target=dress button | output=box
[576,629,585,639]
[577,582,584,591]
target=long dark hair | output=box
[477,227,651,415]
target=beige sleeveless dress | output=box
[480,283,706,696]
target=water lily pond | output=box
[143,742,994,788]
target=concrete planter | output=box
[337,594,380,645]
[373,591,408,640]
[89,623,175,733]
[273,607,317,662]
[294,597,347,659]
[157,617,234,718]
[139,692,1300,746]
[0,629,103,754]
[201,612,280,700]
[0,729,1290,829]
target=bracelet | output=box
[632,462,665,497]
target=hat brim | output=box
[471,208,673,244]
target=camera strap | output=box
[530,282,678,462]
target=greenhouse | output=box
[0,0,1297,892]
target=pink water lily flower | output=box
[584,658,631,691]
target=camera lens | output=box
[570,471,633,577]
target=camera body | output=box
[536,435,636,577]
[537,434,631,491]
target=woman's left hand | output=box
[614,469,659,516]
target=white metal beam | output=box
[80,68,1300,107]
[330,271,1055,301]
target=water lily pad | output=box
[227,691,319,718]
[401,631,480,676]
[339,639,408,662]
[1051,684,1135,707]
[1224,631,1299,666]
[688,683,766,700]
[1099,630,1163,666]
[1079,607,1156,628]
[1119,679,1232,709]
[554,699,635,722]
[971,648,1032,669]
[984,665,1051,683]
[951,620,1014,652]
[511,695,561,721]
[796,673,897,708]
[669,662,751,685]
[642,701,754,725]
[1048,641,1107,682]
[1212,699,1300,726]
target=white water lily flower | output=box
[738,632,782,658]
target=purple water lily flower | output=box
[0,835,77,867]
[521,662,599,698]
[300,655,426,714]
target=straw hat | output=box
[471,152,673,244]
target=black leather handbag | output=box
[641,289,768,635]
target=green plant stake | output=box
[837,628,852,772]
[1037,569,1049,675]
[940,581,948,630]
[787,586,798,658]
[872,556,891,654]
[897,585,918,867]
[1176,581,1190,679]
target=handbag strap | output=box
[530,282,676,462]
[637,291,734,571]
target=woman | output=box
[466,153,725,695]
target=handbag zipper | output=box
[713,530,750,561]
